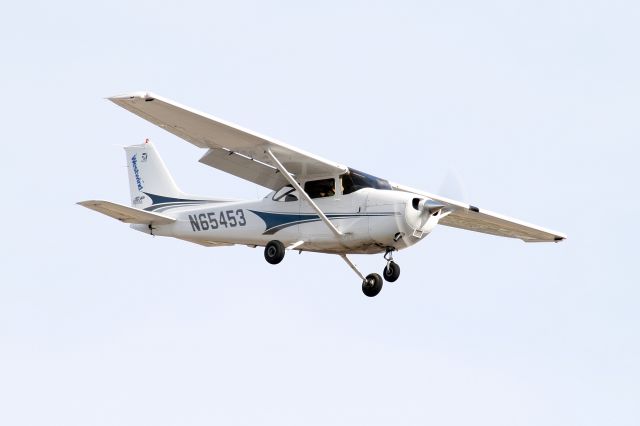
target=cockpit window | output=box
[341,168,392,195]
[272,185,298,202]
[304,178,335,199]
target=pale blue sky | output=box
[1,1,638,425]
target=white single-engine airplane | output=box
[79,92,566,297]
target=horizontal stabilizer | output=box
[77,200,176,225]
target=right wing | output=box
[77,200,175,225]
[392,183,567,243]
[109,92,348,190]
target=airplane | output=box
[79,91,566,297]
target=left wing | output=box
[109,92,347,189]
[393,183,567,243]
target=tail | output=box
[125,141,206,212]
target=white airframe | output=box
[79,92,566,297]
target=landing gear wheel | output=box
[383,261,400,282]
[264,240,285,265]
[362,273,383,297]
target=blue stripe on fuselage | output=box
[248,210,395,235]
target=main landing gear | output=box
[264,240,285,264]
[362,273,383,297]
[264,240,401,298]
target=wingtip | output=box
[107,90,156,102]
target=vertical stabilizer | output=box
[124,141,184,209]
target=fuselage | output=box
[133,188,424,254]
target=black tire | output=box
[264,240,285,265]
[362,273,383,297]
[383,261,400,282]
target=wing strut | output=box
[339,254,365,280]
[265,148,343,238]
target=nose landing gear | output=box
[382,249,401,282]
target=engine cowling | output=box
[405,197,449,237]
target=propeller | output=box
[437,169,468,203]
[409,169,466,238]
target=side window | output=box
[304,178,335,199]
[272,185,298,202]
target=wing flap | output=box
[198,147,288,190]
[392,184,566,243]
[109,92,347,185]
[77,200,176,225]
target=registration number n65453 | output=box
[188,209,247,232]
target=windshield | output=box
[341,168,391,195]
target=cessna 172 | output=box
[79,92,566,297]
